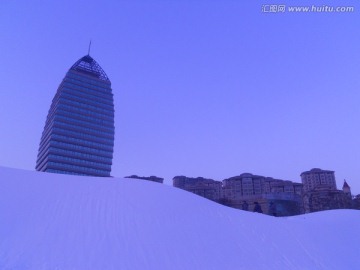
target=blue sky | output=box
[0,0,359,193]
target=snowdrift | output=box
[0,167,359,270]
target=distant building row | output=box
[173,168,357,216]
[173,173,304,216]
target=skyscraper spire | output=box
[88,40,92,55]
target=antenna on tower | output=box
[88,40,92,55]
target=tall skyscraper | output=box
[36,55,115,176]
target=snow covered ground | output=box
[0,166,359,270]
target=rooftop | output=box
[300,168,335,176]
[343,180,350,189]
[70,55,110,82]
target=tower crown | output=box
[70,55,110,82]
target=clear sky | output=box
[0,0,359,193]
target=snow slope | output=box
[0,167,359,270]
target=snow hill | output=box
[0,167,359,270]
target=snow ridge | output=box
[0,167,359,270]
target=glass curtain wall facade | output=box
[36,55,115,177]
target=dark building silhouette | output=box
[36,55,115,176]
[125,175,164,184]
[353,194,360,210]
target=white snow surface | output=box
[0,167,359,270]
